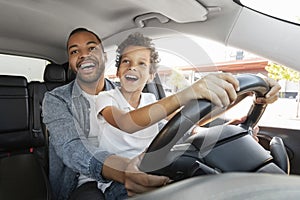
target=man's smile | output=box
[80,62,96,70]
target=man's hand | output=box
[124,153,170,197]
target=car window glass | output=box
[0,54,48,81]
[240,0,300,25]
[130,35,299,130]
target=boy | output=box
[96,33,165,198]
[96,33,161,159]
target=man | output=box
[42,28,281,200]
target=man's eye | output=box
[89,47,96,51]
[122,59,130,64]
[70,50,78,55]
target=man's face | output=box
[67,31,106,84]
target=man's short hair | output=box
[67,27,104,52]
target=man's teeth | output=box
[80,63,95,69]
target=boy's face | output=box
[67,31,106,84]
[117,45,154,94]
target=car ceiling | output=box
[0,0,300,72]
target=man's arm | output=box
[102,154,170,197]
[43,92,112,182]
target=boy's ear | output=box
[147,73,156,83]
[116,68,120,77]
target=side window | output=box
[104,35,300,130]
[153,36,300,130]
[0,54,48,81]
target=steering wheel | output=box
[139,74,289,181]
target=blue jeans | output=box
[104,182,128,200]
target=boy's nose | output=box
[128,65,137,71]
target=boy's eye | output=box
[139,62,147,67]
[121,59,130,64]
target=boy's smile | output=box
[118,45,153,94]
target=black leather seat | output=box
[143,73,166,100]
[43,63,67,90]
[28,63,67,171]
[29,63,67,101]
[0,75,46,152]
[0,154,51,200]
[0,75,51,200]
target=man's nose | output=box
[79,49,90,58]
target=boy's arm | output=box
[100,73,239,133]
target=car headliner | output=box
[0,0,299,72]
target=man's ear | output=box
[103,52,108,63]
[68,65,77,73]
[147,73,156,83]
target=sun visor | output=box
[130,0,208,23]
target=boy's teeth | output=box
[126,75,136,78]
[125,75,138,80]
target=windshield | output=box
[240,0,300,24]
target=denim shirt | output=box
[42,79,115,200]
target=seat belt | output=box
[32,83,42,139]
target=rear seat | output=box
[29,63,66,105]
[28,63,67,171]
[0,75,45,154]
[0,75,51,200]
[0,61,166,199]
[28,63,67,132]
[0,63,67,200]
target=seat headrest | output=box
[61,62,76,82]
[43,64,66,83]
[67,67,76,82]
[0,75,27,87]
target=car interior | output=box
[1,0,300,199]
[0,65,62,199]
[0,61,167,199]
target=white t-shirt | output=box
[77,91,102,187]
[95,87,159,159]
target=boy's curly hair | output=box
[115,32,160,74]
